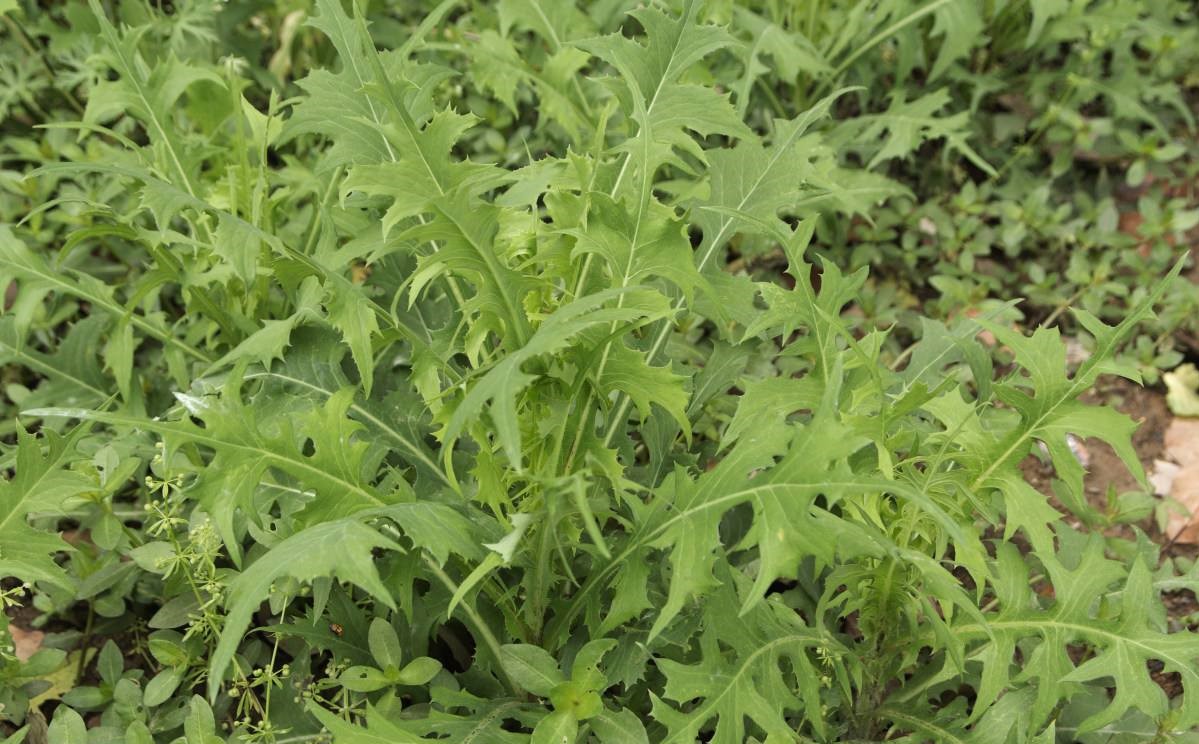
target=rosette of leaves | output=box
[0,0,1197,742]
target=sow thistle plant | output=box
[1,0,1198,742]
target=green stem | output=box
[75,601,95,681]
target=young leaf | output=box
[578,0,752,183]
[0,426,92,589]
[440,288,671,468]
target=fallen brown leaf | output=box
[1168,463,1199,544]
[1150,459,1181,496]
[10,624,44,662]
[1165,418,1199,468]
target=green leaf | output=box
[339,111,510,236]
[368,618,403,670]
[691,92,858,271]
[97,639,122,684]
[85,0,223,195]
[948,538,1199,731]
[928,0,983,80]
[247,329,450,489]
[567,194,702,297]
[309,692,530,743]
[210,316,302,373]
[748,250,868,377]
[440,287,671,468]
[395,657,442,686]
[500,644,565,698]
[732,8,830,116]
[467,31,524,113]
[339,665,393,693]
[323,281,381,396]
[101,319,137,403]
[298,0,531,351]
[499,0,593,44]
[0,425,92,589]
[402,192,537,348]
[974,258,1185,537]
[651,569,834,742]
[32,377,409,560]
[897,313,1002,404]
[207,519,402,698]
[310,703,424,743]
[882,687,1045,743]
[530,710,577,744]
[144,667,183,707]
[283,0,417,168]
[212,212,261,286]
[578,0,752,184]
[0,316,109,406]
[590,709,650,744]
[46,706,86,744]
[834,89,995,175]
[0,226,211,365]
[125,722,153,744]
[1063,557,1199,730]
[1027,0,1069,45]
[184,696,222,744]
[592,338,691,438]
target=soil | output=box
[1021,376,1172,524]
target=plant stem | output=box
[75,601,95,681]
